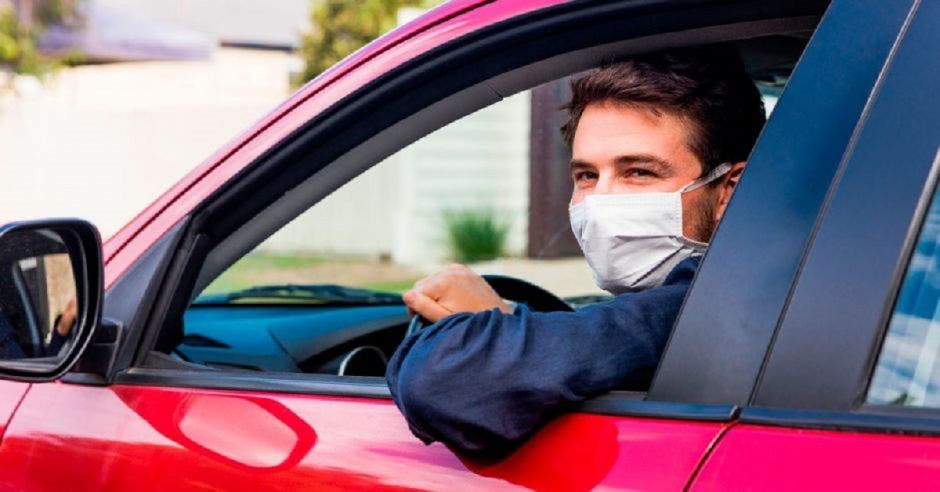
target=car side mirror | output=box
[0,219,102,381]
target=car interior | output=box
[140,19,818,384]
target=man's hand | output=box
[55,298,77,337]
[403,264,512,323]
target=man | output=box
[0,298,75,358]
[386,46,766,457]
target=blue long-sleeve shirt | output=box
[0,310,68,358]
[0,312,25,359]
[386,256,699,457]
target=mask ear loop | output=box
[676,162,733,251]
[680,162,733,194]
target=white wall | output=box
[392,90,531,264]
[0,48,295,238]
[260,90,532,265]
[0,43,530,266]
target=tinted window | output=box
[869,187,940,407]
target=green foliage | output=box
[294,0,441,86]
[444,210,510,263]
[37,0,80,26]
[1,1,83,80]
[0,7,46,76]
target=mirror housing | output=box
[0,219,103,381]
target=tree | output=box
[294,0,441,86]
[1,0,82,80]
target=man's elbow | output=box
[392,364,539,458]
[388,359,451,444]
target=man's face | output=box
[569,101,720,242]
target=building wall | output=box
[0,45,532,266]
[0,47,295,238]
[260,91,532,265]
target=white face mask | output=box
[569,163,731,294]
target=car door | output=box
[0,381,28,441]
[690,0,940,488]
[0,1,884,490]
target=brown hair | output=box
[561,46,766,174]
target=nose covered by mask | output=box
[569,163,731,294]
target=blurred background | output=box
[1,1,781,298]
[0,0,601,297]
[2,0,366,237]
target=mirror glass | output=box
[0,228,78,360]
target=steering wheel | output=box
[405,274,574,336]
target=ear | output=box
[714,161,746,222]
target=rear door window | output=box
[869,187,940,407]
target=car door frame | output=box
[83,0,841,421]
[51,0,877,430]
[648,0,920,406]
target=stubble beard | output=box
[689,190,718,243]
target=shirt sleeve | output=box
[0,312,26,359]
[385,266,694,457]
[46,325,68,356]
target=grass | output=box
[200,251,420,296]
[201,252,329,294]
[362,279,417,294]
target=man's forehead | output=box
[571,102,702,174]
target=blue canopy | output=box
[38,2,214,62]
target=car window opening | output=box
[145,34,810,393]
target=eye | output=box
[625,168,657,179]
[573,171,598,182]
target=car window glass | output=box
[204,88,602,300]
[869,187,940,407]
[181,85,607,375]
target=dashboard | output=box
[178,304,410,375]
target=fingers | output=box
[403,289,453,323]
[57,297,79,336]
[407,264,512,320]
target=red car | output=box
[0,0,938,489]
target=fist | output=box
[56,298,77,336]
[403,264,511,323]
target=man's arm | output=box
[46,298,77,356]
[386,261,695,457]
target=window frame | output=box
[746,0,940,435]
[77,0,836,422]
[648,0,917,406]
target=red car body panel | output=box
[690,424,940,490]
[101,0,566,289]
[0,383,726,490]
[0,381,29,439]
[5,0,933,488]
[0,2,736,488]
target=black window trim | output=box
[648,0,919,406]
[749,0,940,436]
[740,404,940,437]
[92,0,827,423]
[113,367,739,422]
